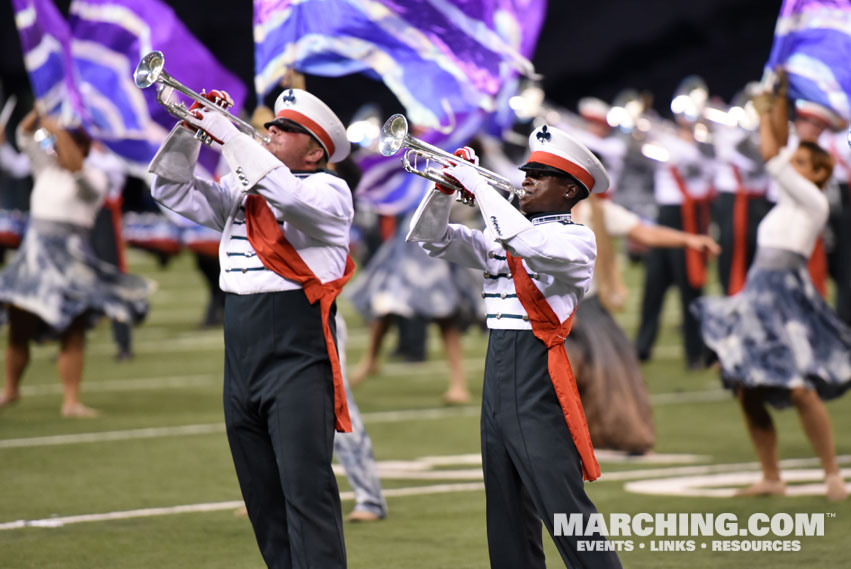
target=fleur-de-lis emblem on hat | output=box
[282,89,296,105]
[536,125,551,143]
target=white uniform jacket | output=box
[650,129,714,205]
[406,182,596,330]
[149,126,353,295]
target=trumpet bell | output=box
[377,113,518,206]
[379,114,408,156]
[134,50,165,89]
[133,50,270,145]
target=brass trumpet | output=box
[134,51,270,145]
[378,114,521,206]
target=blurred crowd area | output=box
[2,71,850,338]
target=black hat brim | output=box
[519,161,569,176]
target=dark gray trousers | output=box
[223,291,346,569]
[482,330,622,569]
[713,193,772,296]
[635,204,707,366]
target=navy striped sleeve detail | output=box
[224,266,268,273]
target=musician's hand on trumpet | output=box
[436,146,480,206]
[182,89,238,147]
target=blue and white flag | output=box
[11,0,83,118]
[767,0,851,122]
[13,0,247,173]
[68,0,248,171]
[254,0,545,130]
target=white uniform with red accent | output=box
[148,87,353,569]
[407,124,622,569]
[150,126,352,294]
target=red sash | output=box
[728,166,751,295]
[244,194,355,433]
[506,253,600,481]
[104,196,127,273]
[669,166,708,289]
[808,237,828,298]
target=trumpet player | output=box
[149,87,352,569]
[407,125,622,569]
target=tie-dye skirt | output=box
[692,247,851,408]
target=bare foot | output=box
[735,479,786,497]
[825,473,848,502]
[442,389,472,405]
[61,403,100,418]
[346,509,384,522]
[0,394,20,412]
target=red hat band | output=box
[528,150,595,192]
[275,109,335,157]
[796,110,832,129]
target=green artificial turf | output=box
[1,250,848,568]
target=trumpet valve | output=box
[193,129,213,146]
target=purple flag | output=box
[766,0,851,121]
[11,0,84,118]
[68,0,248,171]
[254,0,546,130]
[13,0,247,172]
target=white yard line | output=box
[0,424,225,449]
[625,468,851,498]
[6,455,850,530]
[20,374,218,396]
[0,388,732,450]
[600,455,851,482]
[650,389,728,405]
[0,483,485,530]
[0,406,480,449]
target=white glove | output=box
[443,162,486,196]
[189,108,239,146]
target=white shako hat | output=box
[794,100,847,132]
[265,88,350,163]
[578,97,611,124]
[519,124,610,194]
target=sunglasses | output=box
[269,120,310,135]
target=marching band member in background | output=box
[823,125,851,325]
[570,97,628,192]
[693,72,850,502]
[0,110,151,416]
[635,76,715,369]
[150,87,353,567]
[709,91,772,296]
[0,120,31,260]
[408,125,622,568]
